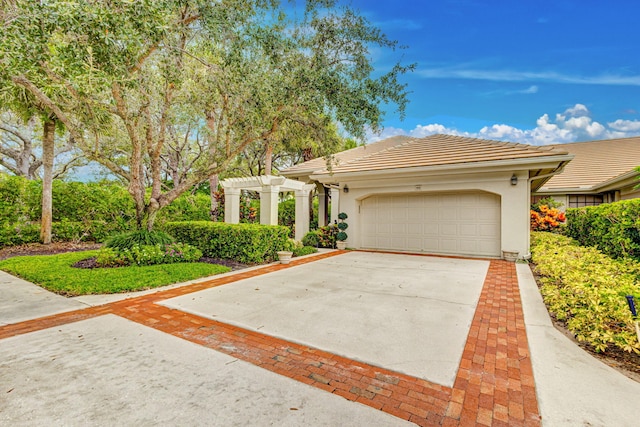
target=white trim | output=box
[310,155,574,182]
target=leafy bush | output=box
[105,230,175,250]
[293,245,318,257]
[316,225,338,248]
[0,174,218,247]
[96,243,202,267]
[530,231,640,354]
[0,223,41,247]
[156,193,212,225]
[565,199,640,260]
[530,204,565,232]
[302,230,320,247]
[163,221,290,263]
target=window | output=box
[568,195,603,208]
[531,195,549,206]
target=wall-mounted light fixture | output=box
[510,174,518,186]
[343,185,349,193]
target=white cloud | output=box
[608,119,640,132]
[520,85,539,94]
[369,104,640,146]
[562,103,589,117]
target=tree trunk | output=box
[40,117,55,244]
[264,141,273,175]
[209,174,219,221]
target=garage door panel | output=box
[460,224,478,236]
[439,224,457,236]
[406,237,422,251]
[458,209,477,221]
[360,192,501,257]
[423,223,439,236]
[459,240,478,253]
[478,223,500,236]
[391,223,407,234]
[440,239,459,252]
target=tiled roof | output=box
[303,134,569,175]
[281,135,413,176]
[540,136,640,191]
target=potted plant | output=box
[277,239,295,264]
[277,250,293,264]
[336,212,348,250]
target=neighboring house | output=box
[533,136,640,208]
[282,134,571,259]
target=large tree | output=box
[0,1,76,243]
[0,111,83,179]
[0,0,413,231]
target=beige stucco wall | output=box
[620,185,640,200]
[334,170,531,259]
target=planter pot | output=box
[277,251,293,265]
[502,250,519,262]
[336,241,347,250]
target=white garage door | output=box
[360,192,501,257]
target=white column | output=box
[330,188,340,224]
[316,183,327,227]
[260,185,280,225]
[295,188,311,240]
[224,188,241,224]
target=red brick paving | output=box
[0,252,540,426]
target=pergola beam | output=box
[220,175,315,240]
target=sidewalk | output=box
[517,263,640,427]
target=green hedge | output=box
[0,220,121,246]
[163,221,291,264]
[565,199,640,260]
[0,174,215,248]
[531,231,640,354]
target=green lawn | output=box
[0,250,230,296]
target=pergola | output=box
[220,175,316,241]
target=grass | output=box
[0,250,230,296]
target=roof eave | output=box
[538,169,640,194]
[310,155,574,183]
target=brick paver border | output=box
[0,252,540,426]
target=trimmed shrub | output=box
[156,193,212,225]
[302,230,320,247]
[531,231,640,354]
[52,220,121,243]
[293,245,318,257]
[564,199,640,260]
[95,243,202,267]
[105,230,175,250]
[163,221,291,263]
[0,223,40,247]
[302,226,338,248]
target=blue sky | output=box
[346,0,640,145]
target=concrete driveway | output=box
[161,252,489,387]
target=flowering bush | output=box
[530,204,566,232]
[95,243,202,267]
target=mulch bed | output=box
[0,242,102,261]
[72,256,249,271]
